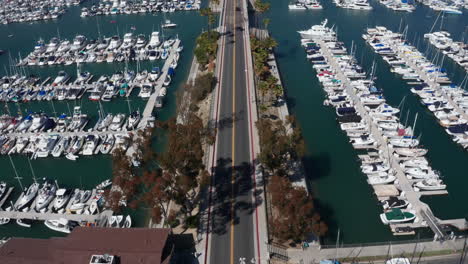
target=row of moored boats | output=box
[18,32,182,67]
[0,0,83,24]
[424,31,468,72]
[81,0,201,17]
[363,27,468,149]
[299,20,446,227]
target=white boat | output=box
[361,163,390,174]
[44,218,73,233]
[109,114,125,131]
[0,217,10,225]
[380,208,416,224]
[126,111,141,130]
[368,175,396,185]
[96,179,112,190]
[16,218,33,228]
[123,215,132,228]
[99,134,115,154]
[121,32,136,49]
[35,179,57,211]
[53,189,71,211]
[414,179,446,191]
[70,35,87,52]
[288,2,307,10]
[161,19,177,28]
[386,258,411,264]
[298,19,335,40]
[394,148,428,157]
[116,215,124,227]
[15,183,40,211]
[82,134,99,155]
[146,31,161,50]
[88,201,98,215]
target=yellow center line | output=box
[230,0,237,263]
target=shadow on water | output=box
[302,153,332,182]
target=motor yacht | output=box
[414,179,446,191]
[15,182,40,211]
[53,189,71,211]
[35,179,57,211]
[109,113,125,131]
[380,208,416,224]
[82,134,99,155]
[70,35,87,52]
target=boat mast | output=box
[412,112,418,138]
[8,155,24,190]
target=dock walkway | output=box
[139,39,181,130]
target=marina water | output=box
[254,0,468,244]
[0,2,207,238]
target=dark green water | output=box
[0,3,207,238]
[255,1,468,244]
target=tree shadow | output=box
[209,158,263,235]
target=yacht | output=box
[123,215,132,228]
[33,40,46,54]
[108,35,122,50]
[394,147,428,157]
[55,114,71,132]
[69,136,85,155]
[0,218,10,225]
[414,179,446,191]
[148,67,160,81]
[121,33,136,49]
[139,84,153,98]
[381,197,409,209]
[135,34,148,48]
[35,135,59,158]
[70,35,87,52]
[96,179,112,190]
[146,31,161,50]
[0,182,7,201]
[68,106,88,132]
[52,71,70,86]
[35,179,57,211]
[52,136,70,157]
[28,113,48,132]
[96,113,113,131]
[298,19,335,40]
[99,134,115,154]
[126,111,141,130]
[16,115,33,132]
[44,218,76,233]
[96,37,111,50]
[368,175,396,185]
[288,2,307,10]
[82,134,99,155]
[109,113,125,131]
[161,19,177,28]
[380,208,416,224]
[46,37,60,53]
[15,182,40,211]
[53,189,71,211]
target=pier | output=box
[139,39,180,129]
[314,38,466,238]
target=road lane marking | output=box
[230,0,237,263]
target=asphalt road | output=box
[208,0,257,263]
